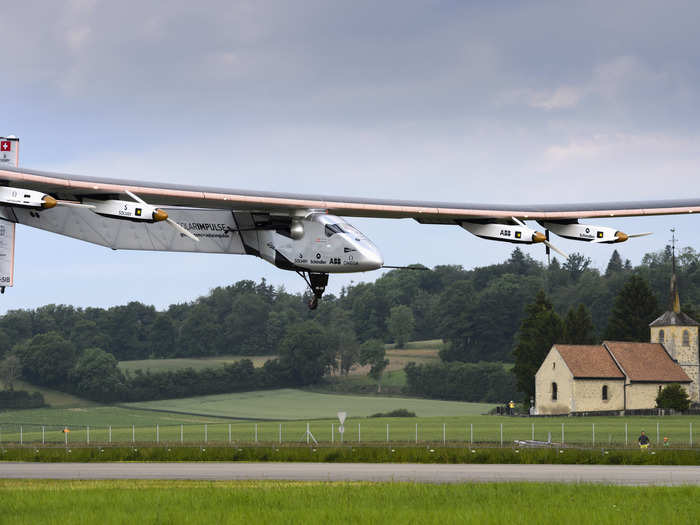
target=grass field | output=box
[118,355,273,373]
[1,407,699,448]
[1,480,698,524]
[1,379,96,409]
[123,388,493,420]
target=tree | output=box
[656,383,691,411]
[0,354,21,391]
[512,291,563,400]
[562,304,596,344]
[359,339,389,393]
[70,348,126,402]
[604,275,659,341]
[149,315,177,358]
[14,332,77,387]
[605,250,624,277]
[278,321,335,385]
[563,253,591,282]
[387,305,414,348]
[327,308,360,376]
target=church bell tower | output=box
[649,230,700,403]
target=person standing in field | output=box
[638,430,650,449]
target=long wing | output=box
[2,165,700,221]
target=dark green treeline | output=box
[1,245,698,364]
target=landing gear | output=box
[297,271,328,310]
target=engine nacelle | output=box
[540,221,628,243]
[460,220,545,244]
[84,198,167,223]
[0,186,56,210]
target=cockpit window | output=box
[325,224,347,237]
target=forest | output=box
[0,245,697,404]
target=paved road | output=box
[2,462,700,485]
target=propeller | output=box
[125,190,199,242]
[511,217,569,260]
[591,231,653,244]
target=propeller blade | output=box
[544,240,568,259]
[166,218,199,242]
[591,238,609,244]
[125,190,148,205]
[511,216,526,227]
[628,232,653,238]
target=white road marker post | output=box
[255,423,258,443]
[691,422,693,447]
[386,423,389,443]
[132,425,135,444]
[109,426,112,444]
[279,423,282,445]
[228,423,231,444]
[561,423,564,446]
[332,423,334,444]
[532,423,535,441]
[156,424,159,444]
[592,423,595,446]
[337,412,346,445]
[205,424,208,444]
[42,426,45,445]
[500,423,503,447]
[443,423,446,445]
[180,424,183,444]
[358,423,361,444]
[87,425,89,445]
[20,426,22,446]
[470,423,473,446]
[625,423,628,446]
[415,423,418,444]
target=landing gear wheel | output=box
[297,271,329,310]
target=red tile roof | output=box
[554,345,624,379]
[603,341,692,383]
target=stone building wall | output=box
[572,379,624,412]
[535,349,573,415]
[626,382,691,410]
[650,325,700,402]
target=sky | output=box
[2,0,700,312]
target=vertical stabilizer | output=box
[0,135,19,168]
[0,218,15,292]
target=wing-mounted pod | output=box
[0,187,57,210]
[460,217,568,257]
[539,220,651,244]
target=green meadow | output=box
[0,480,698,525]
[117,355,273,373]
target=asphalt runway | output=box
[2,462,700,485]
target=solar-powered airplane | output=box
[0,135,675,309]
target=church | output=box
[535,260,699,415]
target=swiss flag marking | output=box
[0,141,10,152]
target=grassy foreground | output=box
[1,480,699,524]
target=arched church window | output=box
[659,330,665,343]
[683,330,690,346]
[602,385,608,401]
[551,382,558,401]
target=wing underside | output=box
[2,166,700,221]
